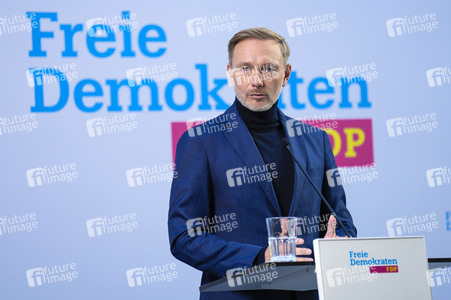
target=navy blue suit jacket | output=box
[168,102,357,299]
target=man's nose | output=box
[250,71,264,88]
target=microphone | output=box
[281,137,353,238]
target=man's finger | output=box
[296,257,314,262]
[325,215,337,238]
[296,238,305,246]
[296,247,312,256]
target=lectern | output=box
[200,237,450,300]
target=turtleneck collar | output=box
[235,98,280,130]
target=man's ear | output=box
[282,64,292,87]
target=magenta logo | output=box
[172,119,374,167]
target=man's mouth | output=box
[248,93,266,100]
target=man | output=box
[168,27,357,299]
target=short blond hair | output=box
[228,27,290,66]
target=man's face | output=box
[227,39,291,112]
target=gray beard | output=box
[236,95,276,112]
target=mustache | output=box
[247,90,267,94]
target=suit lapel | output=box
[278,111,310,216]
[223,103,282,216]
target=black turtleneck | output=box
[235,99,294,216]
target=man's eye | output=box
[262,65,275,73]
[241,66,249,72]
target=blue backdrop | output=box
[1,0,450,299]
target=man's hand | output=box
[265,238,313,262]
[324,215,347,239]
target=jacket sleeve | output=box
[168,131,263,277]
[320,131,358,237]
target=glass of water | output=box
[266,217,297,262]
